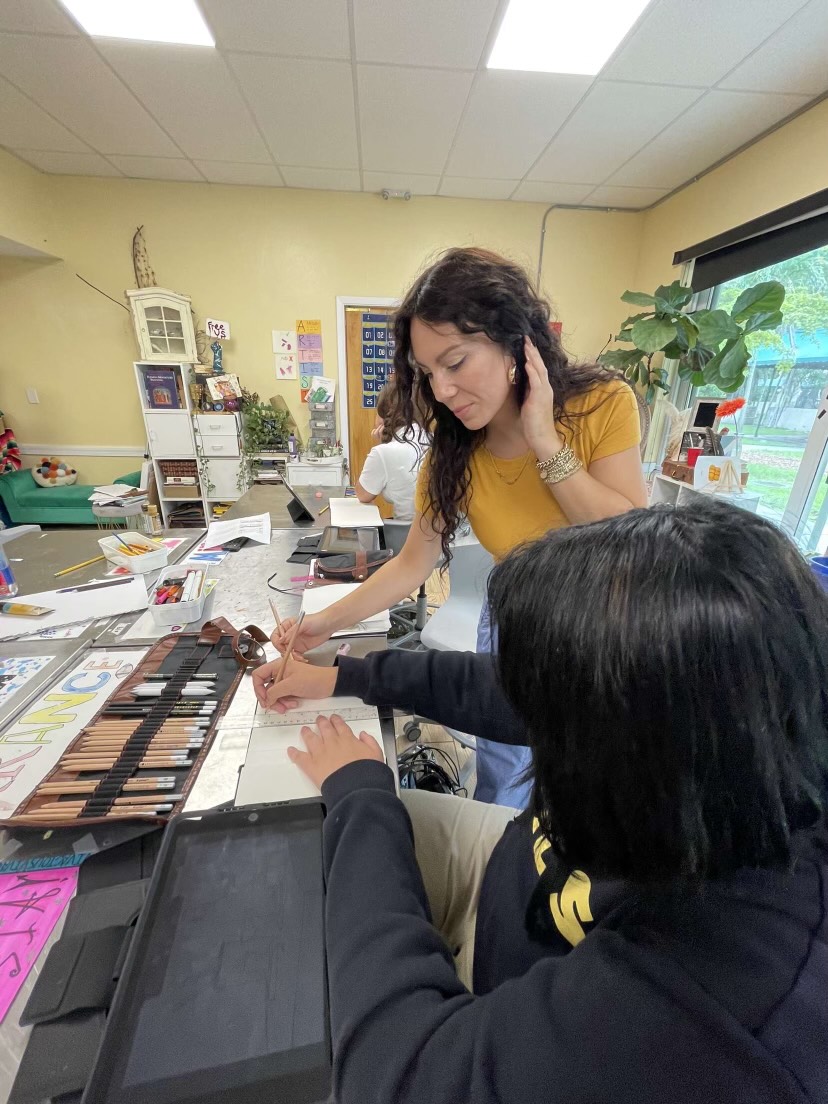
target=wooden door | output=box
[345,305,395,517]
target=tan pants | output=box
[400,789,519,991]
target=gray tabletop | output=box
[6,527,203,596]
[221,483,340,527]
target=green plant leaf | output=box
[620,312,652,328]
[675,315,699,349]
[742,308,784,334]
[691,371,706,387]
[615,328,634,342]
[662,341,683,359]
[598,348,643,369]
[730,280,785,322]
[655,281,694,309]
[621,290,657,307]
[693,308,741,346]
[704,337,748,388]
[630,316,677,353]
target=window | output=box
[689,243,828,546]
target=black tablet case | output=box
[82,802,330,1104]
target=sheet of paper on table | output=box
[0,576,148,642]
[328,498,383,528]
[300,582,390,637]
[235,716,385,805]
[204,512,271,547]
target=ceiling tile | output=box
[107,156,203,181]
[200,0,349,58]
[584,184,668,208]
[358,66,472,175]
[14,149,121,175]
[719,0,828,96]
[98,43,270,163]
[609,89,811,189]
[229,55,358,168]
[439,178,520,199]
[511,181,593,204]
[0,0,78,34]
[194,160,282,186]
[528,82,701,184]
[604,0,808,86]
[0,34,179,155]
[354,0,499,68]
[362,171,441,195]
[0,75,88,151]
[280,166,361,191]
[444,71,592,179]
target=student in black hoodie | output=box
[253,498,828,1103]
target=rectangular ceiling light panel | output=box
[488,0,652,75]
[58,0,214,46]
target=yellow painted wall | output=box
[0,149,55,255]
[635,97,828,292]
[0,159,641,483]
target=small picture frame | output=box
[681,430,706,455]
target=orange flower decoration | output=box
[715,397,746,418]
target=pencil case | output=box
[0,622,245,830]
[148,566,209,626]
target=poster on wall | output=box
[361,312,394,408]
[297,321,324,400]
[0,648,147,814]
[272,330,298,381]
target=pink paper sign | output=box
[0,867,78,1022]
[299,348,322,363]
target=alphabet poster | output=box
[0,649,147,814]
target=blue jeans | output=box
[473,603,533,808]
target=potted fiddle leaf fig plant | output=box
[598,279,786,403]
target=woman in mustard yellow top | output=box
[271,247,648,804]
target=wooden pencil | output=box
[268,597,283,630]
[17,806,173,822]
[38,794,184,810]
[35,778,177,795]
[59,758,193,770]
[274,610,305,684]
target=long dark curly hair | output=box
[393,247,619,561]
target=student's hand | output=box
[270,612,332,655]
[520,336,563,460]
[252,656,338,712]
[288,714,384,789]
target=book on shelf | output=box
[164,475,197,485]
[144,367,182,410]
[205,374,242,402]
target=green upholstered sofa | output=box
[0,468,141,526]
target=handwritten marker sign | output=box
[206,319,230,340]
[296,319,321,335]
[0,649,147,814]
[0,867,78,1023]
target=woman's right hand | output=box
[270,611,333,655]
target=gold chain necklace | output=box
[483,445,532,486]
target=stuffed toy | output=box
[32,456,78,487]
[0,410,21,474]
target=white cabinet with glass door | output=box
[127,289,198,363]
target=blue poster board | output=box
[361,311,393,407]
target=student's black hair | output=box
[488,497,828,882]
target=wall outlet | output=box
[25,388,39,404]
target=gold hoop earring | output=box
[508,364,517,385]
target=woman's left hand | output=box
[288,714,384,789]
[520,337,563,459]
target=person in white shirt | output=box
[356,382,428,522]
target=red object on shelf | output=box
[686,447,703,468]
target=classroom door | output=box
[345,305,395,516]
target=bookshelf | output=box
[134,362,247,526]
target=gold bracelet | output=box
[536,445,583,485]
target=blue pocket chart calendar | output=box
[361,312,393,408]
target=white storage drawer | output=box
[145,412,194,458]
[200,434,239,458]
[204,457,242,500]
[286,460,344,487]
[196,414,238,437]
